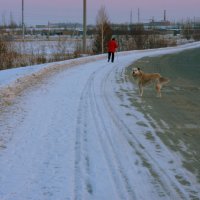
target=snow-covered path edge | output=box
[1,41,200,105]
[0,42,200,200]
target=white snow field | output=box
[0,42,200,200]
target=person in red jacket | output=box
[107,37,118,63]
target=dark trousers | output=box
[108,52,115,62]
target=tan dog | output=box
[132,67,169,97]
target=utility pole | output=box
[101,23,104,54]
[137,8,140,24]
[164,10,166,21]
[130,10,133,25]
[48,21,50,40]
[22,0,25,40]
[83,0,87,53]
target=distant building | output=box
[146,20,171,30]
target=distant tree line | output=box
[181,22,200,41]
[1,9,200,70]
[92,17,200,54]
[0,13,20,29]
[92,7,177,54]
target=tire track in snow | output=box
[74,73,94,200]
[89,67,137,200]
[74,66,108,200]
[100,64,194,199]
[74,64,136,200]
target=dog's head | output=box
[132,67,141,77]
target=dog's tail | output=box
[156,77,169,97]
[159,77,170,85]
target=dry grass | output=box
[0,38,89,70]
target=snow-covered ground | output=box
[0,42,200,200]
[12,39,91,55]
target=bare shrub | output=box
[93,6,112,54]
[193,30,200,41]
[130,24,148,49]
[0,39,17,70]
[147,35,177,49]
[0,39,49,70]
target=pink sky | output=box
[0,0,200,25]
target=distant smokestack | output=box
[130,10,133,25]
[138,8,140,23]
[164,10,166,21]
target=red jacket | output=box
[107,40,118,53]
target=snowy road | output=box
[0,43,200,200]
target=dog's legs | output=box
[156,84,162,97]
[139,84,143,96]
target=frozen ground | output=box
[0,42,200,200]
[13,39,82,55]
